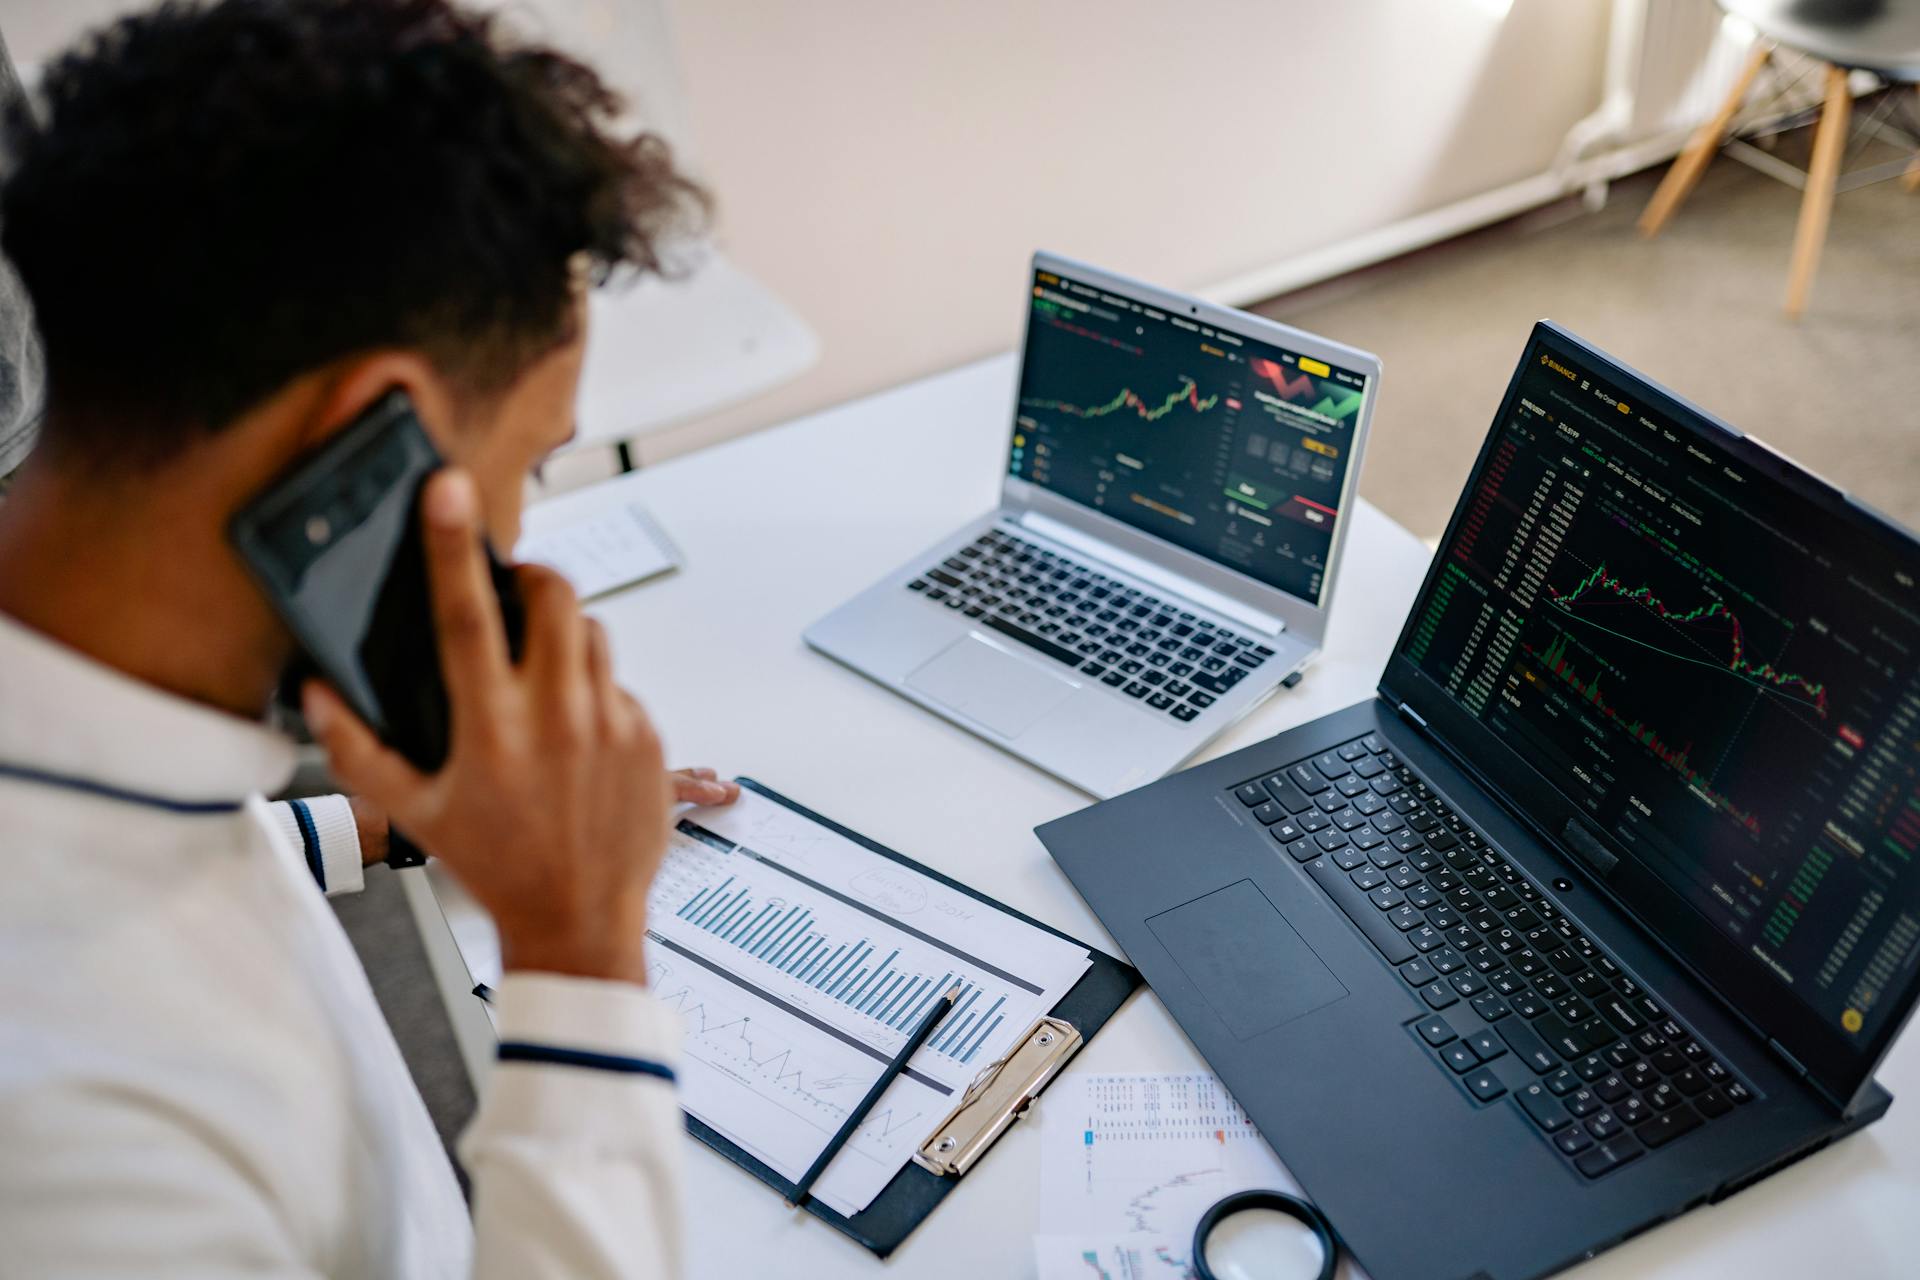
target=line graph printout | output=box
[652,788,1091,1216]
[1034,1073,1319,1280]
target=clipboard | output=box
[686,779,1142,1258]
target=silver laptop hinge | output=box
[1016,511,1286,636]
[1397,701,1429,728]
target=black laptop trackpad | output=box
[1147,880,1348,1041]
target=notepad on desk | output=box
[514,497,680,600]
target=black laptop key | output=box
[1467,1030,1505,1062]
[1420,981,1459,1010]
[1495,1019,1559,1073]
[1402,959,1439,988]
[1304,858,1416,964]
[1636,1104,1703,1149]
[1555,1126,1595,1156]
[1287,764,1330,795]
[981,615,1081,666]
[1533,1014,1587,1061]
[1471,992,1510,1022]
[1415,1015,1456,1046]
[1263,775,1315,813]
[1313,751,1351,780]
[1696,1089,1733,1118]
[1585,1110,1624,1141]
[926,567,964,589]
[1285,837,1317,863]
[1190,670,1239,696]
[1517,1082,1571,1132]
[1574,1137,1642,1179]
[1464,1067,1506,1101]
[1441,1042,1478,1074]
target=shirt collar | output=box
[0,612,297,806]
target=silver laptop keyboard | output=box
[906,528,1272,723]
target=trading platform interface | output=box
[1405,340,1920,1046]
[1008,268,1369,605]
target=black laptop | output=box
[1038,322,1920,1280]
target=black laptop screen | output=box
[1008,266,1369,606]
[1400,337,1920,1048]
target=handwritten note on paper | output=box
[516,500,680,600]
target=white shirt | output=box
[0,613,684,1277]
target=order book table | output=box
[407,353,1919,1279]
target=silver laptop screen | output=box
[1008,265,1371,606]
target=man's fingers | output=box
[671,770,739,806]
[422,469,511,701]
[585,618,623,709]
[303,681,428,811]
[518,565,588,724]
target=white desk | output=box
[409,353,1918,1279]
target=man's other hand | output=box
[303,468,671,986]
[671,768,739,808]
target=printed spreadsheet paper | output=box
[657,789,1092,1216]
[1035,1072,1327,1280]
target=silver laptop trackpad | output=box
[907,633,1078,739]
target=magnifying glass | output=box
[1191,1189,1337,1280]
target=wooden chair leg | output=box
[1905,86,1920,193]
[1638,42,1773,238]
[1784,64,1853,320]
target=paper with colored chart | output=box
[652,787,1091,1216]
[1034,1072,1310,1280]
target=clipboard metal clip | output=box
[912,1015,1082,1178]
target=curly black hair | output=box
[0,0,707,460]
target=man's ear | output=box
[298,351,461,458]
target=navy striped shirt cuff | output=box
[288,798,325,892]
[497,1041,677,1082]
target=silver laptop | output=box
[805,252,1381,798]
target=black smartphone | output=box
[230,388,524,772]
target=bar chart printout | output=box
[1033,1073,1300,1280]
[647,788,1092,1217]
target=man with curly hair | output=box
[0,1,731,1274]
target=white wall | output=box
[0,0,1613,460]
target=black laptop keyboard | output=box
[907,529,1272,723]
[1228,735,1756,1180]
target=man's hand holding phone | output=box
[303,468,698,986]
